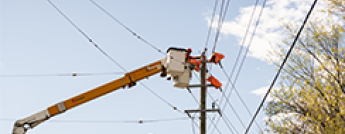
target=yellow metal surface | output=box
[47,60,163,116]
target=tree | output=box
[264,1,345,133]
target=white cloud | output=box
[206,0,333,61]
[251,86,269,96]
[251,86,278,102]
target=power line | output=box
[221,0,264,127]
[0,117,191,124]
[206,102,239,134]
[191,118,197,134]
[219,0,267,131]
[210,0,225,53]
[87,0,192,68]
[192,72,237,134]
[219,114,239,134]
[209,0,264,132]
[211,0,232,53]
[188,89,228,134]
[207,0,230,76]
[204,0,220,49]
[46,0,128,72]
[186,86,224,134]
[221,91,246,129]
[0,72,124,78]
[88,0,164,54]
[192,54,237,133]
[208,72,246,134]
[244,0,318,133]
[140,82,183,114]
[47,0,182,116]
[85,0,193,116]
[223,0,261,85]
[45,1,252,134]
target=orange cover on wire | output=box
[207,75,222,89]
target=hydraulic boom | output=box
[13,59,163,134]
[12,47,225,134]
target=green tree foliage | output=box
[264,1,345,133]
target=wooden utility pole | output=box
[185,50,221,134]
[200,51,207,134]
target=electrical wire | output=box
[88,0,191,67]
[187,89,226,134]
[209,0,224,52]
[192,62,237,134]
[204,0,220,49]
[223,0,261,85]
[0,72,124,77]
[244,0,318,133]
[211,0,232,53]
[211,65,265,133]
[220,114,239,134]
[47,0,182,116]
[221,90,246,129]
[189,73,235,134]
[219,0,267,131]
[207,0,231,76]
[209,0,265,133]
[45,1,256,133]
[46,0,128,72]
[191,117,197,134]
[140,82,183,114]
[88,0,164,54]
[0,117,191,124]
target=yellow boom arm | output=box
[13,59,164,134]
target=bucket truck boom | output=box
[12,47,224,134]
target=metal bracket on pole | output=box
[184,109,222,118]
[186,84,214,93]
[187,84,214,88]
[186,84,222,93]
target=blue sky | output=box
[0,0,318,134]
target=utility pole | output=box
[200,51,207,134]
[185,50,221,134]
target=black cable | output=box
[221,0,266,131]
[204,0,220,49]
[46,0,128,72]
[223,0,260,84]
[207,0,231,76]
[0,117,190,124]
[207,106,238,134]
[88,0,164,54]
[188,90,226,134]
[46,0,89,41]
[140,82,183,113]
[221,90,246,129]
[92,42,128,72]
[244,0,318,133]
[193,64,237,134]
[0,72,124,78]
[211,0,225,53]
[47,0,182,117]
[211,0,232,53]
[210,0,264,132]
[220,113,239,134]
[191,73,233,134]
[88,0,192,68]
[220,68,263,132]
[191,118,197,134]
